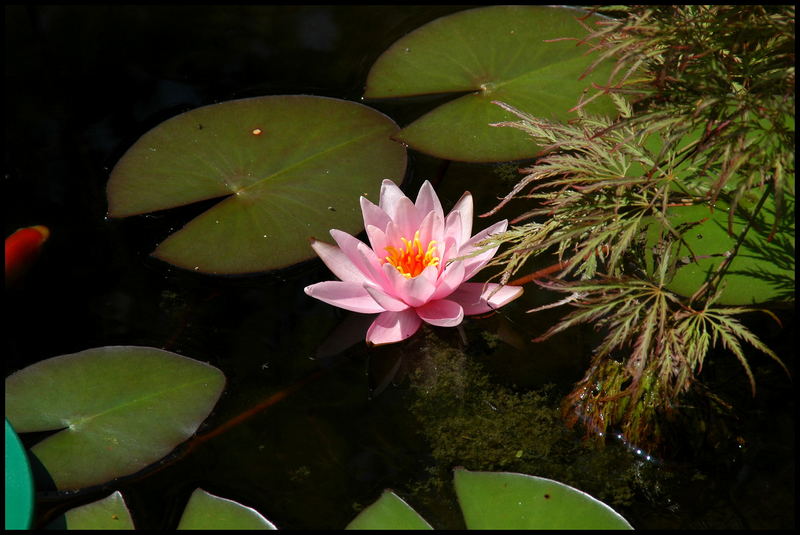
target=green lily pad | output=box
[347,469,631,529]
[177,488,277,530]
[55,491,135,530]
[346,490,433,530]
[107,95,406,274]
[454,469,633,530]
[648,190,794,305]
[364,6,617,162]
[4,346,225,490]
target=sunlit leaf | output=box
[347,470,631,529]
[4,346,225,490]
[107,95,406,274]
[453,468,633,530]
[346,489,432,530]
[177,488,276,530]
[56,491,135,530]
[365,6,617,162]
[649,190,794,305]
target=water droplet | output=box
[148,147,157,152]
[193,266,199,271]
[404,47,410,53]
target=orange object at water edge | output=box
[5,225,50,286]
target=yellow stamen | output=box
[384,230,440,278]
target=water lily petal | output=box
[330,229,390,290]
[364,285,410,312]
[360,196,391,237]
[379,179,409,221]
[354,242,395,294]
[430,260,466,300]
[304,281,386,314]
[383,263,437,307]
[310,239,369,284]
[364,224,388,258]
[383,219,403,253]
[437,234,459,266]
[417,209,445,252]
[443,210,464,251]
[366,309,423,346]
[415,180,444,222]
[447,190,473,244]
[459,219,508,281]
[448,282,524,315]
[416,299,464,327]
[392,196,422,239]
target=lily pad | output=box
[53,491,135,530]
[347,469,631,529]
[453,469,633,530]
[346,490,432,530]
[364,6,617,162]
[648,190,794,305]
[4,346,225,490]
[177,488,277,530]
[107,95,407,274]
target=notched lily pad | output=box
[4,346,225,490]
[365,6,618,162]
[107,95,406,274]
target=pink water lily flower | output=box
[304,179,523,345]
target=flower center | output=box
[384,230,440,278]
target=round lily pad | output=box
[107,95,407,274]
[365,6,617,162]
[5,346,226,490]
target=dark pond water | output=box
[5,5,794,529]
